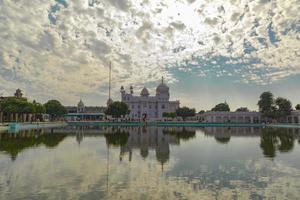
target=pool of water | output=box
[0,126,300,199]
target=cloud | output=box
[0,0,299,105]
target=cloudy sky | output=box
[0,0,299,110]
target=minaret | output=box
[107,61,113,106]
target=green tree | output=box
[198,110,205,114]
[275,97,292,117]
[236,107,249,112]
[162,112,177,118]
[0,97,46,122]
[295,104,300,110]
[21,104,35,114]
[44,100,67,119]
[211,103,230,111]
[105,101,129,118]
[176,107,196,120]
[257,91,275,118]
[33,102,46,114]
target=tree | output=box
[33,102,46,114]
[295,104,300,110]
[275,97,292,117]
[44,100,67,119]
[198,110,205,114]
[176,107,196,120]
[105,101,129,118]
[257,91,275,118]
[211,103,230,111]
[236,107,249,112]
[162,112,177,118]
[21,104,35,114]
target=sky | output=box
[0,0,299,111]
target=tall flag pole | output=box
[109,61,111,101]
[106,61,113,107]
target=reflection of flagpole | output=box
[106,143,110,193]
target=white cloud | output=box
[0,0,299,105]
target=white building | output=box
[197,111,262,123]
[121,78,180,119]
[287,110,300,124]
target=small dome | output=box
[140,87,149,97]
[78,99,84,107]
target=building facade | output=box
[121,78,180,119]
[64,99,106,121]
[65,100,106,114]
[197,111,262,123]
[287,110,300,124]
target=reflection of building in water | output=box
[103,126,197,169]
[117,127,179,167]
[203,127,262,144]
[202,126,300,158]
[203,127,262,138]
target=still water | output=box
[0,126,300,200]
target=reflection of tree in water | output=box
[0,130,67,160]
[260,128,295,158]
[215,136,231,144]
[163,127,196,141]
[104,129,129,147]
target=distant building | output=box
[64,99,106,121]
[287,110,300,124]
[0,89,27,102]
[120,78,180,119]
[197,111,262,123]
[65,99,106,114]
[77,99,85,113]
[14,89,23,98]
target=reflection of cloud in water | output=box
[0,126,300,199]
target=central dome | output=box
[156,82,169,94]
[156,77,169,96]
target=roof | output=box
[65,113,105,117]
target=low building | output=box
[65,100,106,114]
[287,110,300,124]
[64,99,106,121]
[197,111,262,123]
[120,78,180,119]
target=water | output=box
[0,126,300,200]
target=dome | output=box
[140,87,149,97]
[78,99,84,107]
[156,83,169,94]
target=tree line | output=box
[1,91,299,122]
[0,98,67,122]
